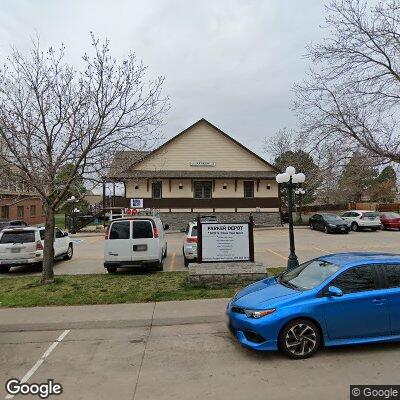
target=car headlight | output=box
[328,224,336,227]
[244,308,276,319]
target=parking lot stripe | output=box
[168,252,176,272]
[265,248,287,260]
[4,329,70,400]
[313,246,329,253]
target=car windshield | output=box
[278,260,341,290]
[323,215,343,223]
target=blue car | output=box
[227,252,400,359]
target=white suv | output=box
[341,210,382,232]
[183,222,198,267]
[104,217,168,273]
[0,227,73,273]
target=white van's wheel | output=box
[0,266,10,273]
[157,260,163,271]
[107,267,117,273]
[163,245,167,259]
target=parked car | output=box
[380,212,400,230]
[341,210,381,231]
[183,222,198,266]
[227,252,400,359]
[0,220,28,232]
[308,213,349,234]
[192,215,218,223]
[0,226,73,273]
[104,217,169,273]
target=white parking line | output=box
[4,330,70,400]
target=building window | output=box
[17,206,24,218]
[266,184,271,190]
[30,205,36,217]
[152,181,162,199]
[134,185,139,190]
[244,181,254,198]
[194,181,212,199]
[1,206,9,219]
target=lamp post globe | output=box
[286,166,296,176]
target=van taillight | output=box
[36,240,43,250]
[153,226,159,238]
[105,225,110,240]
[186,237,197,243]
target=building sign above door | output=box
[190,161,216,167]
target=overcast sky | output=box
[0,0,326,161]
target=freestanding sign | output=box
[198,217,254,263]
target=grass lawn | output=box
[55,213,65,229]
[0,268,285,308]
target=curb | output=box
[0,315,226,333]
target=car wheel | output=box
[157,259,164,271]
[279,319,321,359]
[324,226,330,234]
[309,222,314,230]
[106,267,117,273]
[0,266,10,273]
[351,222,359,232]
[184,256,189,267]
[63,244,73,260]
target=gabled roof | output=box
[107,119,278,179]
[108,150,149,177]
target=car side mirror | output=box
[328,285,343,297]
[63,232,69,237]
[164,224,169,231]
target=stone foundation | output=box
[160,212,281,231]
[188,262,268,287]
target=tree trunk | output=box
[42,205,56,284]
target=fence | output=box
[300,202,399,214]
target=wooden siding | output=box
[132,121,273,172]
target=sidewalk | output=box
[0,298,230,332]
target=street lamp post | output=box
[66,196,79,234]
[295,188,306,223]
[276,167,306,271]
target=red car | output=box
[380,212,400,230]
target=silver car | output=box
[182,222,198,267]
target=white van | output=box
[104,217,169,273]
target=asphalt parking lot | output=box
[1,300,400,400]
[2,227,400,276]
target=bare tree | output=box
[294,0,400,165]
[0,34,169,283]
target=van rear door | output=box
[105,220,131,262]
[0,230,37,261]
[131,220,158,262]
